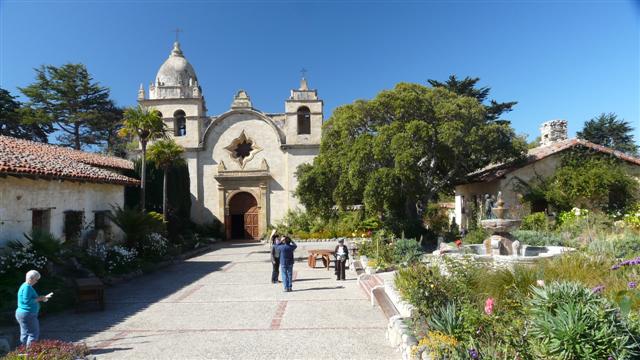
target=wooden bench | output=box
[74,277,104,312]
[307,249,333,270]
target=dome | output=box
[155,42,198,87]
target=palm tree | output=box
[147,139,185,221]
[119,106,166,211]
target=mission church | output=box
[137,41,322,240]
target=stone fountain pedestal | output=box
[480,192,521,256]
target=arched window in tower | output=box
[174,110,186,137]
[297,106,311,135]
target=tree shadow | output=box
[90,347,134,355]
[37,245,238,347]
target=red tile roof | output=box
[466,138,640,184]
[0,135,139,186]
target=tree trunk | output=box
[141,141,147,211]
[163,168,168,222]
[74,123,81,150]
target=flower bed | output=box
[394,254,640,359]
[3,340,90,360]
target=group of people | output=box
[270,234,350,291]
[270,235,297,291]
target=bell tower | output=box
[284,76,322,146]
[138,41,207,148]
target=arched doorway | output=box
[228,192,259,239]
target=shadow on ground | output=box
[36,241,260,353]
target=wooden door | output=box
[244,207,259,239]
[229,192,259,240]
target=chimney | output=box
[540,119,568,147]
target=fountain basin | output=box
[432,244,575,266]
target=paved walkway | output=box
[41,241,399,359]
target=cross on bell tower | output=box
[173,28,183,42]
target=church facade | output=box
[137,41,322,239]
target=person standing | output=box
[270,234,281,284]
[334,239,349,281]
[276,236,297,292]
[15,270,51,347]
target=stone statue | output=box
[484,194,494,219]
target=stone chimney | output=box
[540,119,568,147]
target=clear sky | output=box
[1,0,638,143]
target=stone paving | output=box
[40,241,399,359]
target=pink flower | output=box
[536,280,545,287]
[484,298,495,315]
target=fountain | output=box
[481,191,521,256]
[432,191,574,265]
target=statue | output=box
[484,194,494,219]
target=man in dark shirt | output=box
[276,237,297,292]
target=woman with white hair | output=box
[15,270,51,347]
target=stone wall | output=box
[0,176,125,245]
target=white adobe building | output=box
[454,120,640,230]
[0,136,138,245]
[138,41,322,240]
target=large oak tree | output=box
[295,81,526,233]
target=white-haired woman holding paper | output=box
[15,270,52,347]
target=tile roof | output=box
[465,138,640,184]
[0,135,139,186]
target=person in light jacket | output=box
[334,239,349,281]
[276,237,297,292]
[270,234,281,284]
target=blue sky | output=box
[1,0,638,143]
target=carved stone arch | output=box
[201,108,285,146]
[225,189,261,210]
[223,189,264,240]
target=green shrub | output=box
[358,231,394,264]
[587,230,640,258]
[426,302,466,339]
[512,230,564,247]
[393,238,423,265]
[395,264,452,318]
[463,228,488,244]
[520,212,552,231]
[108,205,165,249]
[624,204,640,229]
[423,203,451,235]
[528,281,639,359]
[537,253,626,293]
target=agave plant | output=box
[528,281,639,359]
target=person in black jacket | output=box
[270,234,280,284]
[334,239,349,281]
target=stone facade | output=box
[138,41,322,239]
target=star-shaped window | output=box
[224,131,263,168]
[234,140,253,160]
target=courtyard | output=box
[37,241,398,360]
